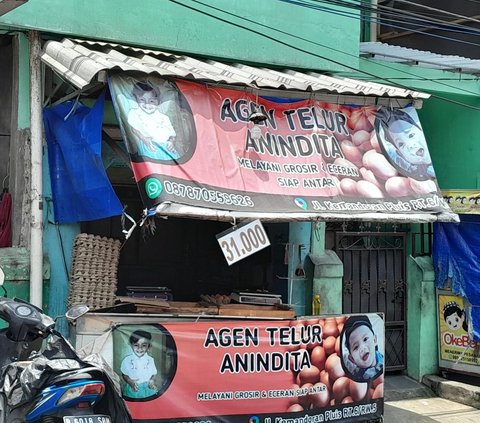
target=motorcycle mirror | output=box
[65,304,89,321]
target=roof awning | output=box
[154,203,457,223]
[41,38,429,106]
[41,38,458,224]
[361,42,480,74]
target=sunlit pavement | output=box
[385,397,480,422]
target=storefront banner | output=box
[437,292,480,371]
[112,315,385,423]
[108,75,449,217]
[442,190,480,214]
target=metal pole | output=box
[29,30,43,308]
[370,0,378,42]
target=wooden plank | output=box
[218,304,295,318]
[116,296,170,308]
[136,302,218,315]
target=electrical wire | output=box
[317,0,480,35]
[317,0,480,25]
[175,0,480,103]
[278,0,480,48]
[308,0,480,41]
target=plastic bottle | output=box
[312,294,321,315]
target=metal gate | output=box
[328,222,407,372]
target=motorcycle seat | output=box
[50,371,94,385]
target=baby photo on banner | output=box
[108,74,196,165]
[112,324,177,401]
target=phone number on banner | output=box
[164,181,254,208]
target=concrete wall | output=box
[407,255,438,381]
[0,0,359,72]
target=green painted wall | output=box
[16,32,30,129]
[418,95,480,190]
[0,247,50,304]
[1,0,359,71]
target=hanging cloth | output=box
[43,91,122,223]
[0,189,12,248]
[433,215,480,341]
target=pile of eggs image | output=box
[286,317,384,412]
[323,105,437,198]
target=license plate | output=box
[63,415,111,423]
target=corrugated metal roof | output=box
[41,38,429,100]
[361,42,480,74]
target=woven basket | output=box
[68,233,121,310]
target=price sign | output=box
[216,219,270,265]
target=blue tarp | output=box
[433,215,480,341]
[43,92,123,224]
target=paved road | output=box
[384,397,480,422]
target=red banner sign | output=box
[108,75,449,216]
[112,314,384,423]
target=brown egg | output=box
[363,148,378,162]
[352,130,371,147]
[363,151,398,180]
[337,322,344,334]
[340,178,358,196]
[372,374,384,388]
[359,167,382,188]
[298,383,313,408]
[385,176,413,197]
[287,404,304,412]
[305,318,319,326]
[369,131,380,152]
[325,353,346,381]
[356,180,384,198]
[349,380,368,401]
[309,382,330,408]
[332,377,350,403]
[323,336,336,356]
[323,318,339,338]
[341,141,363,167]
[335,316,346,325]
[320,370,331,392]
[409,178,437,194]
[357,140,374,152]
[288,384,300,406]
[349,109,374,132]
[310,346,327,371]
[298,365,320,385]
[335,336,341,356]
[367,388,375,399]
[342,396,354,404]
[372,383,384,399]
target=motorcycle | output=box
[0,267,132,423]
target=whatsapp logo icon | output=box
[145,178,162,199]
